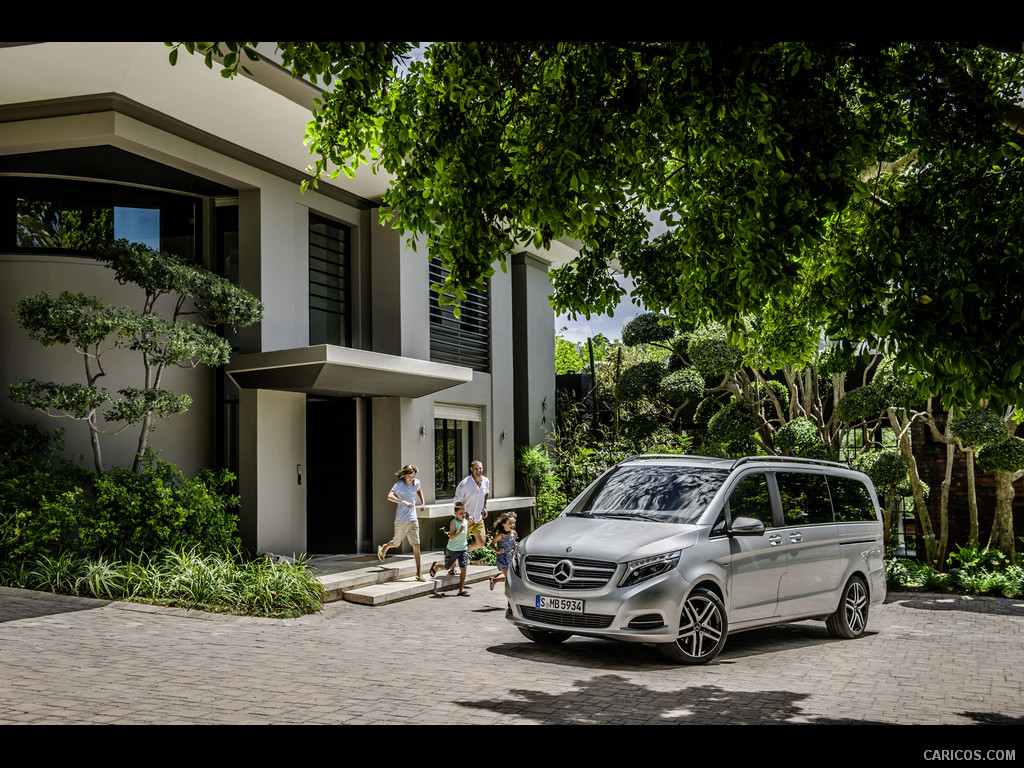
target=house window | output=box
[5,177,200,262]
[429,257,490,372]
[435,418,472,499]
[309,212,351,347]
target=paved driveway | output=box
[1,585,1022,727]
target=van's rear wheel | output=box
[659,588,727,665]
[826,576,869,639]
[518,626,571,644]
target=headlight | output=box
[618,551,681,588]
[512,549,522,578]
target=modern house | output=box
[0,42,571,556]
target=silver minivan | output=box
[506,455,886,664]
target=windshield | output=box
[569,465,728,524]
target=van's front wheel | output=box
[659,588,728,665]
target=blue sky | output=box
[555,275,646,345]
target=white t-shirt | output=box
[455,475,489,522]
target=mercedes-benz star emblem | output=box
[553,559,574,584]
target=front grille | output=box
[521,606,614,628]
[525,555,617,590]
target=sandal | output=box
[457,591,471,597]
[489,577,496,591]
[377,545,385,562]
[415,575,426,582]
[429,562,440,578]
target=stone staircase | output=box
[306,551,500,606]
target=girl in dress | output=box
[488,512,517,591]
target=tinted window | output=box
[728,472,774,528]
[827,476,878,522]
[575,466,729,524]
[776,472,834,525]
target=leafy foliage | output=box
[0,546,325,617]
[976,436,1024,473]
[170,41,1024,408]
[774,417,820,454]
[948,408,1009,446]
[0,421,240,563]
[855,447,909,490]
[836,385,886,425]
[707,400,757,446]
[621,312,675,347]
[687,324,743,377]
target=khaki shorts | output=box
[392,519,421,547]
[467,519,486,539]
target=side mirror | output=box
[728,516,766,537]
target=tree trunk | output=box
[937,436,954,566]
[890,407,937,565]
[966,450,979,544]
[987,471,1018,561]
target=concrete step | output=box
[306,551,500,606]
[342,565,497,606]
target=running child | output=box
[488,512,517,591]
[430,502,470,596]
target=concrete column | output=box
[238,388,306,555]
[511,252,555,449]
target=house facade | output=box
[0,42,568,556]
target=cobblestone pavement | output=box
[1,586,1023,727]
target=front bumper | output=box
[505,562,687,644]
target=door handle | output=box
[768,534,783,546]
[789,532,803,542]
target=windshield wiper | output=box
[590,512,662,522]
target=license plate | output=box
[537,595,585,613]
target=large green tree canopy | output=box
[170,41,1024,408]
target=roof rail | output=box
[730,455,853,470]
[621,454,731,463]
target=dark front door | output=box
[306,397,357,554]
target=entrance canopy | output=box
[226,345,472,398]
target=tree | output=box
[169,41,1024,409]
[10,240,262,474]
[554,332,587,375]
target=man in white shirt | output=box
[455,460,489,552]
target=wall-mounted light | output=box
[500,430,508,442]
[419,425,426,438]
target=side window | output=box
[827,476,878,522]
[776,472,834,525]
[728,472,773,528]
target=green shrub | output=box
[948,409,1008,446]
[693,396,722,426]
[617,361,664,401]
[687,324,742,376]
[774,417,819,454]
[469,546,496,565]
[0,421,92,561]
[885,558,912,590]
[621,312,674,347]
[82,450,240,558]
[27,552,88,594]
[660,367,704,404]
[836,385,885,424]
[706,399,757,444]
[976,437,1024,473]
[1,548,326,617]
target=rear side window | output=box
[827,476,878,522]
[728,472,773,528]
[776,471,834,525]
